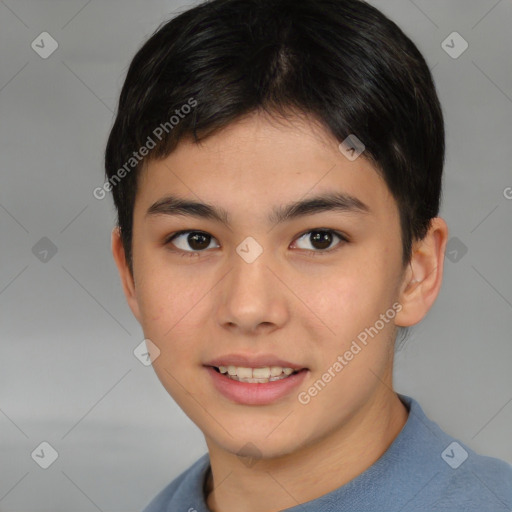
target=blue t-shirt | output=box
[142,394,512,511]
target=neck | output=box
[204,390,409,512]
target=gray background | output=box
[1,0,511,510]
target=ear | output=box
[395,217,449,327]
[111,226,142,323]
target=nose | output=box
[216,248,290,335]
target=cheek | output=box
[134,261,205,351]
[137,274,204,395]
[315,265,379,323]
[305,257,397,357]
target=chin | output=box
[208,429,307,462]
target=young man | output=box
[104,0,512,510]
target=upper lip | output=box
[205,354,306,370]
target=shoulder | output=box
[141,454,210,512]
[399,395,512,511]
[430,449,512,510]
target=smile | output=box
[213,365,299,383]
[206,366,309,405]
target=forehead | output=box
[135,111,396,225]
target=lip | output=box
[204,354,306,370]
[205,366,309,405]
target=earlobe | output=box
[395,217,449,327]
[111,226,142,323]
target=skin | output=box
[112,110,448,512]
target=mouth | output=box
[209,365,306,384]
[205,364,309,405]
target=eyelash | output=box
[164,229,349,258]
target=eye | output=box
[165,228,348,257]
[292,229,348,253]
[166,231,220,253]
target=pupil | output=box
[188,232,210,250]
[310,230,332,250]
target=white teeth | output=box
[237,367,253,379]
[270,366,283,376]
[216,365,299,382]
[252,367,270,379]
[226,374,290,383]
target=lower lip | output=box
[205,366,309,405]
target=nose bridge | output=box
[217,243,288,331]
[227,245,274,306]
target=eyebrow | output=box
[145,191,370,227]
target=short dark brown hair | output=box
[104,0,445,275]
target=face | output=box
[117,111,412,459]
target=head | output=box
[105,0,448,460]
